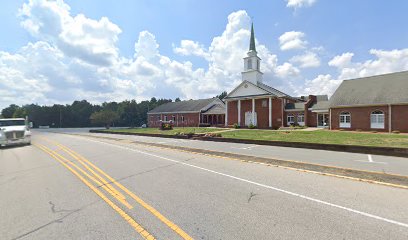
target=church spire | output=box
[249,22,256,52]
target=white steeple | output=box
[241,22,263,85]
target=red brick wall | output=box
[148,112,200,127]
[391,105,408,132]
[330,106,389,132]
[272,98,283,129]
[227,101,238,126]
[255,98,270,129]
[307,111,317,127]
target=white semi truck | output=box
[0,118,31,147]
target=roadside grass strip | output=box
[78,137,408,229]
[36,138,193,240]
[34,143,155,240]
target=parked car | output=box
[0,118,31,147]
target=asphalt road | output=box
[55,128,408,176]
[1,130,408,239]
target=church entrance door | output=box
[245,111,257,126]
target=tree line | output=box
[0,91,227,128]
[0,98,172,128]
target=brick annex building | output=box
[148,24,408,133]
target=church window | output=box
[287,115,295,125]
[257,59,260,70]
[247,59,252,69]
[164,115,168,121]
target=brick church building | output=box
[224,23,329,129]
[149,23,408,133]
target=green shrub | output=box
[233,123,240,129]
[248,123,256,129]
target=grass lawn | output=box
[221,129,408,148]
[104,127,222,135]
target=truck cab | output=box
[0,118,31,147]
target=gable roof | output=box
[225,81,291,99]
[330,71,408,107]
[285,102,305,111]
[148,98,220,114]
[202,103,226,115]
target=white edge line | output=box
[72,136,408,229]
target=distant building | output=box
[147,98,225,127]
[148,23,408,133]
[329,71,408,132]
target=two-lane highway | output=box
[1,130,408,239]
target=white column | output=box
[225,100,228,126]
[268,97,272,128]
[252,98,255,125]
[238,100,241,126]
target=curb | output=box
[84,133,408,188]
[89,129,408,158]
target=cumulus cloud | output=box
[296,49,408,97]
[279,31,307,51]
[19,0,121,66]
[275,62,300,78]
[286,0,317,9]
[290,51,320,68]
[328,52,354,68]
[2,0,408,111]
[173,40,209,59]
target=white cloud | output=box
[2,0,408,112]
[296,49,408,97]
[279,31,307,51]
[290,51,320,68]
[173,40,209,59]
[328,52,354,68]
[286,0,317,9]
[275,62,300,78]
[297,74,341,97]
[20,0,122,66]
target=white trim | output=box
[252,98,256,126]
[268,97,272,128]
[225,101,228,126]
[238,100,241,126]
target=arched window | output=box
[371,110,384,129]
[339,112,351,128]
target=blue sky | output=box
[1,0,408,110]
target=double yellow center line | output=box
[35,138,193,240]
